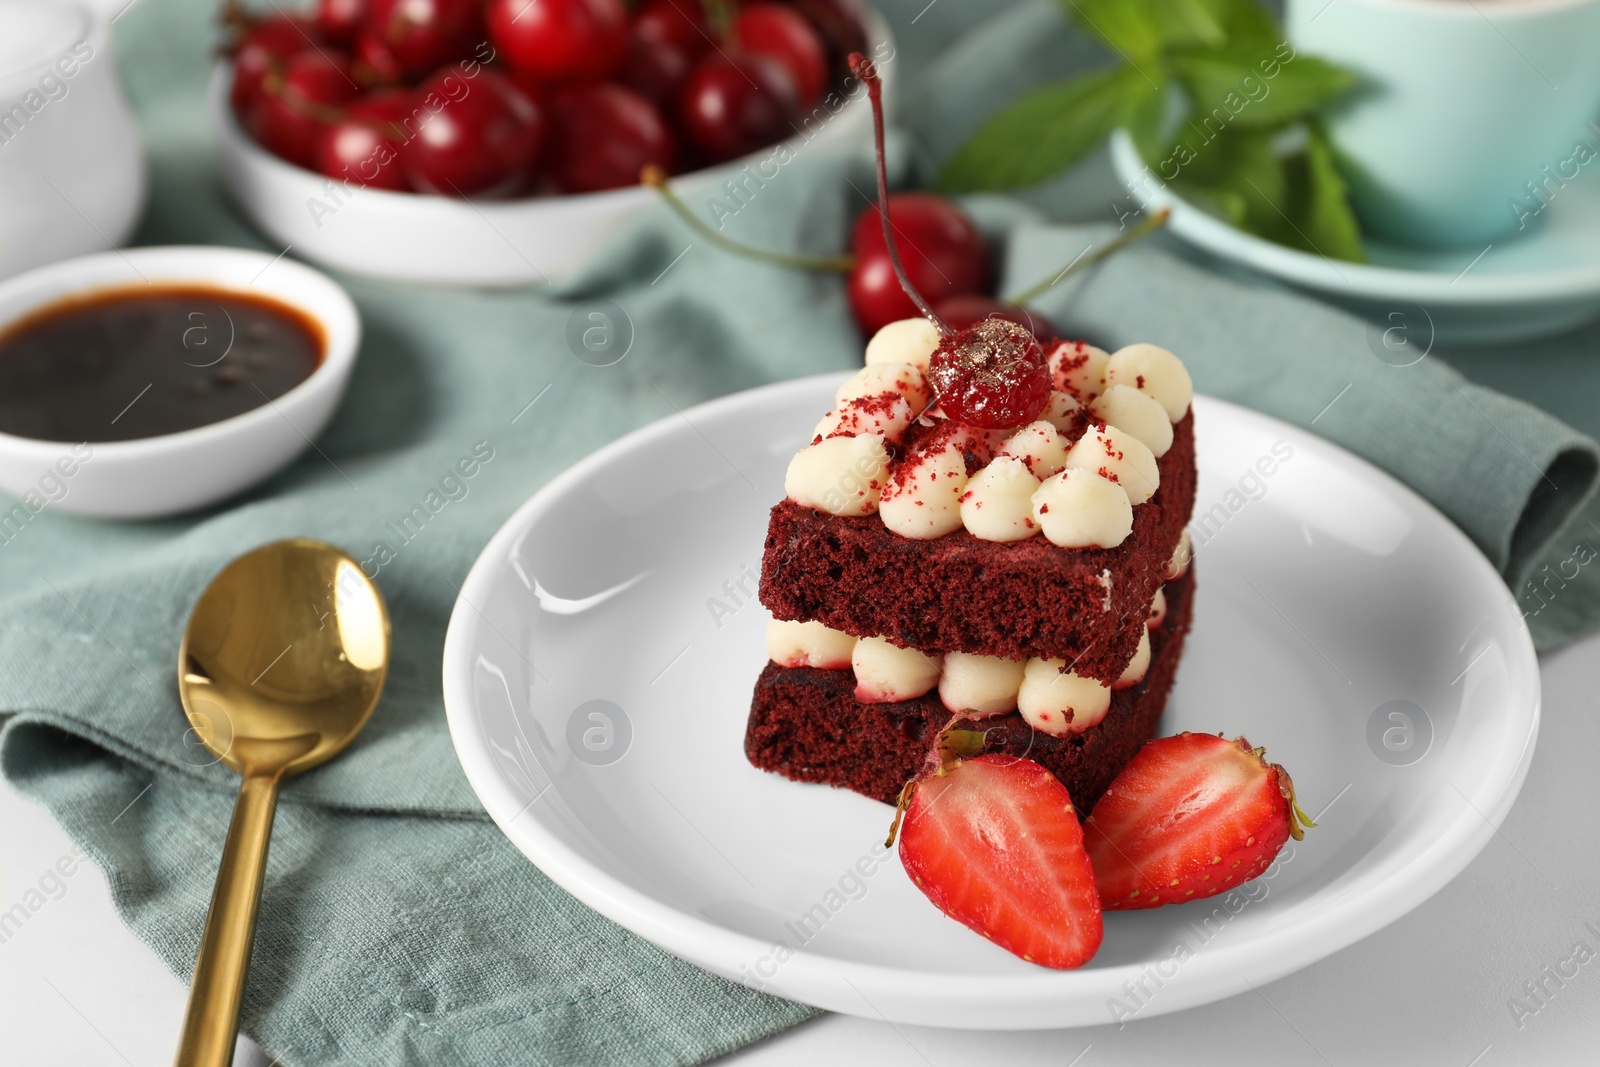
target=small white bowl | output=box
[0,245,360,519]
[209,13,894,287]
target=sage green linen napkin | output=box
[2,0,1598,1065]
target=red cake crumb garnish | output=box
[1049,340,1097,400]
[815,390,909,444]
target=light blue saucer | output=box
[1109,130,1600,345]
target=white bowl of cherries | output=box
[210,0,892,287]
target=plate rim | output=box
[443,376,1541,1028]
[1108,129,1600,306]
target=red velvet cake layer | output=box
[759,412,1196,683]
[745,567,1195,809]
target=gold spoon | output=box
[173,539,390,1067]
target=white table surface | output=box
[3,635,1595,1066]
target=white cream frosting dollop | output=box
[1038,391,1085,436]
[1164,528,1194,580]
[1147,586,1168,629]
[835,362,932,414]
[1017,657,1112,736]
[1048,340,1109,401]
[959,456,1040,542]
[785,434,890,516]
[865,318,941,373]
[938,651,1026,718]
[878,439,970,540]
[852,636,942,703]
[1113,627,1151,690]
[812,393,914,446]
[996,421,1070,479]
[1091,384,1173,458]
[765,619,857,670]
[1065,423,1160,506]
[1106,343,1193,422]
[1030,468,1133,549]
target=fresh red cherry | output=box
[248,49,359,169]
[315,0,367,45]
[486,0,628,85]
[847,192,989,335]
[732,3,828,108]
[315,89,413,190]
[632,0,709,55]
[776,0,867,84]
[362,0,482,78]
[403,68,543,196]
[934,295,1055,342]
[548,84,675,193]
[229,15,321,118]
[315,117,409,191]
[353,31,405,85]
[501,64,550,107]
[926,318,1052,428]
[622,26,694,111]
[348,87,415,123]
[677,51,799,164]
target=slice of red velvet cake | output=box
[745,316,1199,805]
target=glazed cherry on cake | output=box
[926,318,1052,428]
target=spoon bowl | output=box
[173,539,389,1067]
[180,544,387,777]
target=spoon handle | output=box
[174,771,283,1067]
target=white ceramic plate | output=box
[442,377,1539,1029]
[210,13,893,287]
[1109,130,1600,345]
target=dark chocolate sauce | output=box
[0,285,324,443]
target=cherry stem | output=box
[218,0,254,50]
[1004,208,1171,307]
[262,64,353,126]
[847,52,952,337]
[639,165,856,273]
[701,0,737,37]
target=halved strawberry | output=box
[1083,733,1313,910]
[890,735,1102,969]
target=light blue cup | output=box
[1288,0,1600,249]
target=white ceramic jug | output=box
[0,0,146,280]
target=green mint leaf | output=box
[1126,76,1171,165]
[1288,127,1366,262]
[1203,0,1281,44]
[1062,0,1230,56]
[937,66,1148,193]
[1172,126,1366,262]
[1171,42,1354,129]
[1058,0,1163,61]
[1182,186,1250,226]
[1146,0,1226,48]
[1166,127,1286,232]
